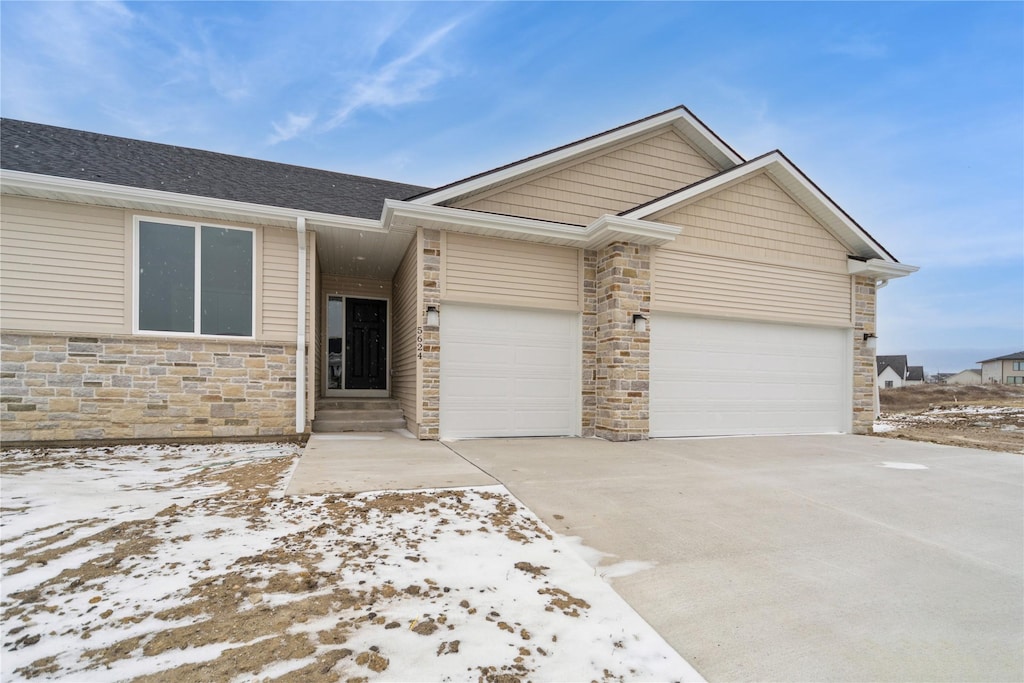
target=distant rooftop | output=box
[977,351,1024,363]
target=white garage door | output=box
[651,315,850,437]
[440,304,580,439]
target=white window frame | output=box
[133,216,256,339]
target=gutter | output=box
[295,217,307,435]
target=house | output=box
[876,355,924,389]
[0,106,917,444]
[944,369,982,385]
[978,352,1024,384]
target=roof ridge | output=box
[405,104,741,203]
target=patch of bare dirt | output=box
[877,385,1024,453]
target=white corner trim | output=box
[295,217,307,434]
[0,169,383,233]
[848,259,919,280]
[409,108,743,207]
[382,200,681,249]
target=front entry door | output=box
[326,296,388,394]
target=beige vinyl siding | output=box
[0,196,127,333]
[654,173,850,272]
[654,250,852,326]
[443,232,581,311]
[391,239,419,424]
[453,128,719,224]
[262,226,299,341]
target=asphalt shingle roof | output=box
[978,351,1024,363]
[876,354,909,379]
[0,119,430,220]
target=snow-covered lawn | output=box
[874,405,1024,432]
[1,443,699,682]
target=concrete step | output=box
[316,398,400,411]
[311,416,407,433]
[312,398,405,433]
[315,408,403,421]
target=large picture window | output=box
[136,219,254,337]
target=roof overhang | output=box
[0,169,382,232]
[409,106,744,207]
[0,169,416,279]
[382,200,681,249]
[848,258,918,281]
[621,151,908,265]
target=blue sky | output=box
[2,1,1021,372]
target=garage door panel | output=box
[441,304,580,439]
[651,315,849,437]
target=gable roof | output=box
[620,149,900,263]
[407,105,744,207]
[906,366,925,381]
[978,351,1024,363]
[0,119,428,220]
[877,355,909,379]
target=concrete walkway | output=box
[449,435,1024,683]
[285,432,496,495]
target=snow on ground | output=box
[1,443,699,682]
[875,405,1024,432]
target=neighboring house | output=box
[905,366,925,385]
[978,352,1024,384]
[876,355,916,389]
[945,369,982,385]
[0,106,917,444]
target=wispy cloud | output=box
[268,112,316,144]
[825,34,888,59]
[324,20,462,129]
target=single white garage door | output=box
[440,304,580,439]
[651,315,850,437]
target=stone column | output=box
[581,250,598,437]
[852,274,877,434]
[418,228,441,439]
[593,242,651,441]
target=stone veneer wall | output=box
[851,274,878,434]
[418,229,442,439]
[581,250,598,437]
[0,333,299,444]
[593,242,651,441]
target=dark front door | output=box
[344,298,387,390]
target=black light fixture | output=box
[632,313,648,333]
[863,332,877,352]
[425,305,439,327]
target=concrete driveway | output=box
[448,434,1024,682]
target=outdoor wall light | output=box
[863,332,878,352]
[632,313,648,333]
[425,305,439,327]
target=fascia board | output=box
[0,169,384,233]
[623,152,899,263]
[583,215,682,249]
[383,201,680,249]
[410,109,742,207]
[383,200,590,242]
[848,258,919,280]
[621,154,779,219]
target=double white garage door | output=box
[439,304,849,439]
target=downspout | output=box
[295,217,307,434]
